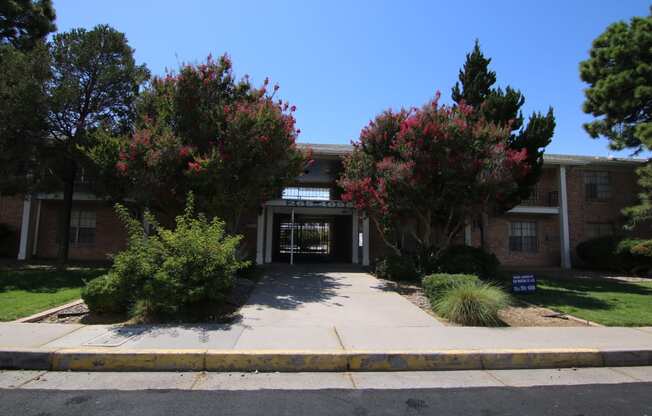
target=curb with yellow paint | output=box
[2,347,651,372]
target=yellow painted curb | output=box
[478,348,604,370]
[3,347,649,372]
[348,350,484,371]
[205,350,349,372]
[51,348,206,371]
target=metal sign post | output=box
[290,208,295,265]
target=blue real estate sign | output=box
[512,274,536,293]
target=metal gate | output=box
[278,220,330,257]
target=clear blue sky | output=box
[53,0,650,156]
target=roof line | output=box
[298,143,648,165]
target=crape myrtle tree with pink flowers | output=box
[107,54,311,234]
[338,92,535,264]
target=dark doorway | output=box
[272,214,352,263]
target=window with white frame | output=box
[586,223,613,239]
[281,187,330,201]
[584,171,611,201]
[509,221,537,253]
[70,210,96,245]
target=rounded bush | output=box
[435,245,500,279]
[576,235,621,270]
[616,238,652,274]
[81,273,129,315]
[433,281,510,326]
[374,255,418,281]
[578,236,651,274]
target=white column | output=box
[464,224,472,246]
[559,166,572,269]
[265,207,274,263]
[17,195,32,260]
[351,210,359,264]
[255,209,265,265]
[31,199,42,256]
[290,208,295,265]
[362,215,370,266]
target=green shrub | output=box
[82,193,248,319]
[81,273,129,314]
[374,255,418,281]
[616,239,652,274]
[433,281,510,326]
[434,245,500,279]
[422,273,480,301]
[576,235,621,270]
[578,235,652,274]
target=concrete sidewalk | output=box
[1,266,651,371]
[1,323,651,372]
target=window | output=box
[509,221,538,253]
[586,223,613,239]
[70,210,96,245]
[521,187,539,206]
[282,187,330,201]
[584,171,611,201]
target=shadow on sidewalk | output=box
[244,263,365,311]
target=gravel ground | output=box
[381,279,586,327]
[37,278,257,325]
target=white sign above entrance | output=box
[285,199,354,208]
[264,199,354,208]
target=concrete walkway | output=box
[1,265,652,371]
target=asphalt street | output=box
[1,383,651,416]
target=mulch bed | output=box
[381,279,587,327]
[37,278,257,325]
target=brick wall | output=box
[484,214,561,267]
[35,200,127,261]
[566,164,642,265]
[0,194,24,257]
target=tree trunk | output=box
[57,158,76,269]
[371,216,401,257]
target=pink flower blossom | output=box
[179,146,192,158]
[116,161,128,174]
[187,161,202,173]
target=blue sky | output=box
[53,0,650,156]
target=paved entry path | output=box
[235,264,443,349]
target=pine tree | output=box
[452,40,555,207]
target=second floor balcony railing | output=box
[520,190,559,207]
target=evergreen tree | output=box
[0,0,55,194]
[0,0,56,51]
[452,40,555,208]
[581,8,652,228]
[45,25,149,265]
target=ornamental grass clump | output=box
[433,281,510,327]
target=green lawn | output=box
[0,267,106,321]
[514,275,652,326]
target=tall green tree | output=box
[0,0,56,50]
[452,41,555,209]
[45,24,149,265]
[0,44,50,193]
[0,0,55,194]
[580,8,652,228]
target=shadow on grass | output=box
[514,276,652,312]
[0,268,106,293]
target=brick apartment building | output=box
[0,143,647,269]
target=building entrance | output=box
[272,214,352,263]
